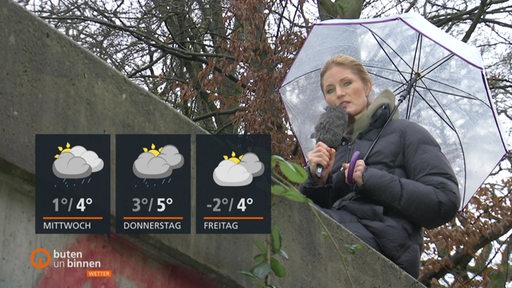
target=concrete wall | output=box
[0,1,424,287]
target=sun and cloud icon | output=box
[52,142,104,179]
[132,143,184,179]
[213,151,264,187]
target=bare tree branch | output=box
[461,0,488,42]
[420,218,512,285]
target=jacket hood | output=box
[350,89,397,140]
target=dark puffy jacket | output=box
[300,91,460,278]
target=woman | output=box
[300,54,460,278]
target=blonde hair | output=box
[320,55,372,95]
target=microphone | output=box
[313,105,348,177]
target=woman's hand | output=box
[342,159,366,187]
[307,142,335,185]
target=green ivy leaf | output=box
[344,243,363,254]
[282,188,307,203]
[254,240,267,253]
[278,162,307,184]
[271,184,287,196]
[239,271,259,280]
[271,154,285,166]
[251,262,271,280]
[271,257,286,278]
[271,155,308,184]
[271,226,282,253]
[253,253,265,263]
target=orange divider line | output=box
[122,216,184,220]
[43,216,104,220]
[203,216,264,220]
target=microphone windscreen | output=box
[314,105,348,148]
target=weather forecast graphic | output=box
[35,135,110,234]
[132,144,184,179]
[35,134,270,235]
[212,151,265,187]
[196,134,271,234]
[52,142,104,179]
[115,135,191,234]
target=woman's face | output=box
[321,65,370,118]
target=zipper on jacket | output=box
[346,140,357,164]
[339,139,355,170]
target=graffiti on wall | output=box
[36,234,218,288]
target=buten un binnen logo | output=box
[31,248,51,269]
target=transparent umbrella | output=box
[278,13,508,209]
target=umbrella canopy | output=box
[278,13,508,209]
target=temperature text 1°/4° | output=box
[52,197,92,212]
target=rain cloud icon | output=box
[52,143,104,179]
[132,144,184,179]
[213,152,264,187]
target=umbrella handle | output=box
[347,151,361,185]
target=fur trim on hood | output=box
[349,89,397,140]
